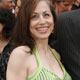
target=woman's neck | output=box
[35,39,49,55]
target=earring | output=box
[51,29,54,33]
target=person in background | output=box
[0,7,15,80]
[72,0,80,10]
[15,0,21,17]
[51,6,80,80]
[6,0,72,80]
[52,0,74,15]
[0,0,15,13]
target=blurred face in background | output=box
[15,0,21,17]
[57,1,73,14]
[74,0,80,5]
[2,0,15,11]
[76,0,80,3]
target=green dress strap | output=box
[27,47,42,80]
[27,46,72,80]
[48,46,72,80]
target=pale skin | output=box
[6,1,63,80]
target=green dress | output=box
[27,46,72,80]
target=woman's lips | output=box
[36,26,49,33]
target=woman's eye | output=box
[44,13,50,16]
[31,14,38,19]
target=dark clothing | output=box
[51,9,80,80]
[72,4,80,10]
[0,42,13,80]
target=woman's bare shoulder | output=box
[7,46,34,79]
[8,46,32,68]
[11,46,31,57]
[7,46,33,72]
[12,46,31,53]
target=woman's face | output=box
[30,1,54,40]
[0,23,4,34]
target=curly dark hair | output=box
[0,7,15,40]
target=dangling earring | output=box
[51,29,54,33]
[52,24,55,33]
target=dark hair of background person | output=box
[0,7,15,40]
[12,0,57,53]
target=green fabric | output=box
[27,46,72,80]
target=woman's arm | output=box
[6,46,30,80]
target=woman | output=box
[7,0,72,80]
[0,8,15,80]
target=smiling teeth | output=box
[37,28,48,31]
